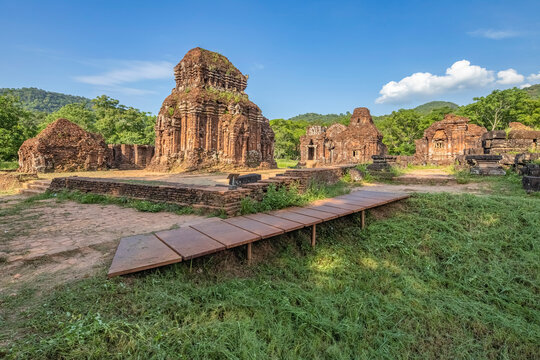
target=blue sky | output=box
[1,0,539,118]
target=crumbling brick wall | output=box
[18,118,110,173]
[108,144,155,169]
[299,108,387,165]
[414,114,486,165]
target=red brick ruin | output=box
[414,114,486,165]
[150,47,276,171]
[18,119,155,173]
[299,107,387,165]
[18,118,110,173]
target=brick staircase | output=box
[18,179,52,196]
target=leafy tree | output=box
[269,119,309,159]
[0,95,37,161]
[378,109,423,155]
[37,95,156,145]
[42,103,97,132]
[460,88,535,130]
[92,95,155,144]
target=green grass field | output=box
[1,189,539,359]
[276,158,298,169]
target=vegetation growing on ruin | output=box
[1,190,539,358]
[240,181,351,215]
[204,87,249,104]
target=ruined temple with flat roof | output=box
[414,114,487,165]
[299,107,387,165]
[149,47,276,171]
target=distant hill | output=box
[413,101,458,115]
[523,84,540,99]
[288,112,351,124]
[0,87,90,113]
[285,101,459,124]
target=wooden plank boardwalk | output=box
[108,190,409,277]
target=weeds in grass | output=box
[357,163,401,183]
[240,181,350,215]
[1,193,539,358]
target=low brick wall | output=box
[241,165,354,200]
[49,177,251,215]
[48,166,353,216]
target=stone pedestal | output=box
[465,155,505,176]
[522,176,540,192]
[367,155,397,178]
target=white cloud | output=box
[520,83,532,89]
[527,72,540,82]
[74,60,173,86]
[376,60,495,104]
[496,68,525,84]
[468,29,521,40]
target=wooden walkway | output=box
[108,190,409,277]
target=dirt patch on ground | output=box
[37,168,284,187]
[368,201,408,221]
[361,182,486,194]
[0,198,206,296]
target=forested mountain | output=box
[288,112,351,125]
[0,87,90,113]
[287,100,458,124]
[524,84,540,99]
[413,101,458,115]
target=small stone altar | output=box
[465,155,505,176]
[366,155,397,178]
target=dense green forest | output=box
[0,87,90,113]
[0,91,155,161]
[271,87,540,158]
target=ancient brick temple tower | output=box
[150,47,276,170]
[299,107,387,165]
[414,114,486,165]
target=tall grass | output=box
[1,192,538,358]
[240,181,350,214]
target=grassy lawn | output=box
[1,189,539,358]
[0,161,18,170]
[276,158,298,169]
